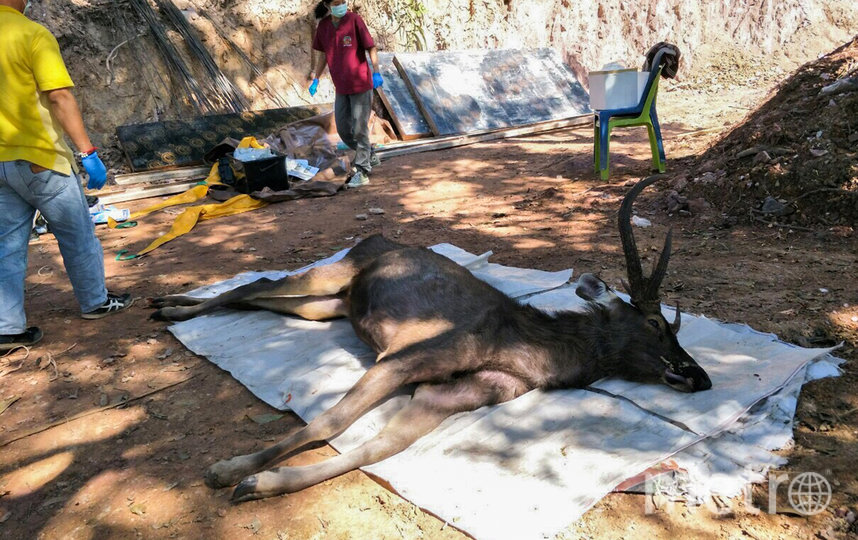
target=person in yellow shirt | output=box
[0,0,133,352]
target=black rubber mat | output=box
[116,106,325,172]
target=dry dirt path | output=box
[1,45,857,540]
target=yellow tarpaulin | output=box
[111,162,268,258]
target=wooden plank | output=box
[114,165,211,185]
[392,55,442,137]
[377,114,591,159]
[97,182,200,205]
[376,52,432,140]
[393,48,591,136]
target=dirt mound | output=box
[679,36,858,228]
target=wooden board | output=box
[376,116,591,159]
[393,48,591,135]
[114,165,211,186]
[376,52,433,140]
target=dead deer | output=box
[150,175,711,502]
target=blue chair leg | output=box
[593,118,600,173]
[650,107,666,171]
[599,116,612,180]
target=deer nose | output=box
[682,364,712,391]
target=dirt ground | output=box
[2,38,858,540]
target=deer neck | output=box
[520,305,631,388]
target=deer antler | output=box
[618,175,672,312]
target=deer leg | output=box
[152,259,360,321]
[238,295,348,320]
[231,371,525,501]
[149,295,205,308]
[205,356,430,489]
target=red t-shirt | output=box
[312,12,374,95]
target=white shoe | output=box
[346,170,370,188]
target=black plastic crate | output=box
[236,155,289,193]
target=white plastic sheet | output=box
[167,244,838,539]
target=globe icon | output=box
[788,472,831,515]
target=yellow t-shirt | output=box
[0,6,77,175]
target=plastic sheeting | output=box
[167,244,839,539]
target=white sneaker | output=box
[346,170,370,188]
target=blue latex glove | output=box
[309,78,319,96]
[372,72,384,89]
[82,151,107,190]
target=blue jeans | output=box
[0,160,107,334]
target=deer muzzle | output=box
[662,363,712,393]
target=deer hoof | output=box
[149,309,170,321]
[148,296,172,309]
[150,306,190,322]
[150,295,203,308]
[205,458,253,489]
[231,476,262,502]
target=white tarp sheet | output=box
[167,244,838,540]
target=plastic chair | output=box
[593,66,665,180]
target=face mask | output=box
[330,3,347,17]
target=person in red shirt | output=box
[309,0,383,188]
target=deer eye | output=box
[648,319,660,330]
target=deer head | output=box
[577,175,711,393]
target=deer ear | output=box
[575,273,618,304]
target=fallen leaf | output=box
[247,413,284,425]
[0,396,20,416]
[244,517,262,533]
[129,503,146,515]
[149,410,168,420]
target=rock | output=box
[698,172,717,184]
[688,198,710,214]
[760,196,794,217]
[670,177,688,192]
[761,196,786,214]
[368,207,385,215]
[820,76,858,95]
[355,213,368,220]
[698,159,719,173]
[752,151,772,164]
[666,190,688,213]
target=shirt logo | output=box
[342,35,353,47]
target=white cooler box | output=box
[589,68,650,110]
